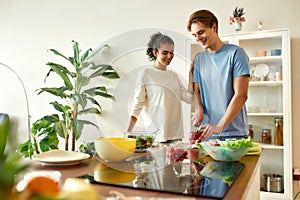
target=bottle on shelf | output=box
[262,129,271,144]
[274,117,283,146]
[248,124,254,139]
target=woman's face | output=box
[153,43,174,66]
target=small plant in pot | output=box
[229,6,246,24]
[18,41,119,158]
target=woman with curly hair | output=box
[127,32,193,143]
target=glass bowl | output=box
[200,140,249,162]
[124,131,157,152]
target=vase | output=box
[234,22,242,32]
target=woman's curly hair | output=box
[146,32,174,61]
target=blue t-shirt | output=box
[193,44,249,138]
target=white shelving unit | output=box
[185,29,292,200]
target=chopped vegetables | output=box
[167,147,188,162]
[127,135,155,150]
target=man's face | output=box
[190,22,217,50]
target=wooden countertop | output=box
[31,151,261,200]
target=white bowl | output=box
[94,138,136,162]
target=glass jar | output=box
[262,129,271,144]
[274,118,283,146]
[248,124,254,139]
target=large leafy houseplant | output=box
[18,41,119,158]
[0,113,28,199]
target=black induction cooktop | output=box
[79,154,244,199]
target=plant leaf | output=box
[0,114,9,155]
[77,74,90,88]
[102,71,120,79]
[90,64,120,79]
[48,49,69,62]
[78,107,101,115]
[72,94,87,109]
[95,91,115,100]
[31,115,59,135]
[74,119,98,139]
[38,130,59,152]
[54,120,68,138]
[37,87,70,98]
[83,86,107,96]
[72,40,80,68]
[46,62,74,89]
[81,62,95,70]
[81,48,92,63]
[50,101,72,114]
[17,140,35,158]
[88,44,109,59]
[86,96,102,111]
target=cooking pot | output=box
[263,173,283,193]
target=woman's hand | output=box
[192,109,204,127]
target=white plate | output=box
[32,149,90,166]
[253,63,269,78]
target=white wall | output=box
[1,0,300,194]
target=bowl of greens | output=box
[124,130,158,152]
[199,138,252,162]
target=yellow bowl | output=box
[94,163,136,184]
[94,138,136,162]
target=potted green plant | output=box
[1,113,28,199]
[229,7,246,31]
[18,41,119,158]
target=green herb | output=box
[195,142,205,153]
[193,159,206,166]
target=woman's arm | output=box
[127,116,137,132]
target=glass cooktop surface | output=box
[79,147,244,199]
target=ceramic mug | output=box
[276,72,283,81]
[255,50,267,57]
[271,49,281,56]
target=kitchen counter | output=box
[33,145,261,200]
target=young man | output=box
[187,10,250,141]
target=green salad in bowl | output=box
[124,131,157,152]
[198,138,253,161]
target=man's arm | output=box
[216,75,249,129]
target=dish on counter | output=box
[94,138,136,162]
[124,130,158,152]
[246,142,262,155]
[200,138,252,161]
[32,149,90,166]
